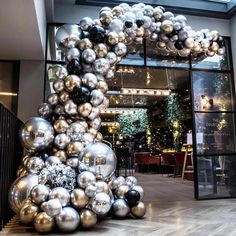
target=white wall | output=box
[17,60,44,122]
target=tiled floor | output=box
[2,174,236,236]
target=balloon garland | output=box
[9,3,225,234]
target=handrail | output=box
[0,103,23,230]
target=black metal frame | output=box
[44,23,235,200]
[0,103,23,230]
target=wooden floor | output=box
[2,174,236,236]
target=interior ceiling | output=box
[106,67,190,108]
[74,0,236,18]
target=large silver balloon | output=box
[9,174,38,213]
[93,58,110,75]
[26,156,45,174]
[56,207,80,232]
[34,212,55,233]
[19,202,39,224]
[19,117,54,152]
[77,171,96,189]
[30,184,50,205]
[49,187,70,207]
[37,103,52,119]
[41,199,62,217]
[79,143,117,180]
[56,24,82,49]
[80,209,97,229]
[71,188,89,209]
[54,133,71,149]
[91,192,111,216]
[82,48,96,63]
[112,199,130,217]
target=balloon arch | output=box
[9,3,224,234]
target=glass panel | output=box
[195,113,236,155]
[192,71,234,112]
[119,42,144,66]
[0,62,18,113]
[192,38,230,70]
[47,25,65,61]
[197,155,236,199]
[146,40,190,68]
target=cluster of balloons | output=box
[9,2,225,234]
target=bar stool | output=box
[181,144,193,183]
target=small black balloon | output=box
[67,59,82,75]
[69,86,91,105]
[125,21,133,28]
[124,190,141,207]
[136,19,144,28]
[218,37,225,48]
[88,25,106,43]
[81,30,90,39]
[175,40,184,50]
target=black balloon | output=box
[67,59,82,75]
[125,21,133,28]
[175,41,184,50]
[124,190,140,207]
[136,19,144,28]
[69,86,91,105]
[81,30,90,39]
[88,25,106,43]
[218,37,225,48]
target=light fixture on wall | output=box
[121,88,171,96]
[100,108,135,115]
[0,92,17,96]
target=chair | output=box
[162,153,176,176]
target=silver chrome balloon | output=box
[49,187,70,207]
[78,103,92,117]
[65,47,80,61]
[85,184,97,198]
[82,48,96,64]
[53,79,64,93]
[19,117,54,152]
[66,141,84,156]
[30,184,50,205]
[55,24,82,49]
[88,107,100,120]
[37,103,52,119]
[79,143,117,180]
[93,58,110,75]
[26,156,45,174]
[9,174,38,213]
[54,133,71,149]
[113,42,127,57]
[71,188,89,209]
[67,121,87,141]
[80,17,94,30]
[88,117,101,130]
[131,185,144,200]
[34,212,55,233]
[48,64,68,80]
[77,171,96,189]
[66,157,79,169]
[83,73,98,89]
[55,207,80,232]
[91,192,111,216]
[45,155,62,165]
[41,198,62,217]
[126,176,138,188]
[112,199,130,218]
[90,89,104,107]
[64,100,78,115]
